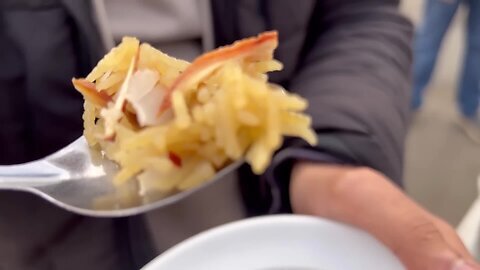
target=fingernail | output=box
[452,260,475,270]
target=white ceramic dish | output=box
[142,214,405,270]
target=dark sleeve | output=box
[280,0,413,184]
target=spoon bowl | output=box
[0,137,242,217]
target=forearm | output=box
[290,163,417,252]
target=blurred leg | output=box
[412,0,461,109]
[458,0,480,118]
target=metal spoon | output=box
[0,137,242,217]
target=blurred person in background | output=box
[1,1,479,270]
[412,0,480,140]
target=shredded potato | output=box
[73,31,317,197]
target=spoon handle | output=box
[0,160,66,188]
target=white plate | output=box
[142,214,405,270]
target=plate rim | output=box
[142,214,404,270]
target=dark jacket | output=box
[0,0,412,269]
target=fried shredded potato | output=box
[73,31,317,197]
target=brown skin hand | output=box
[290,162,480,270]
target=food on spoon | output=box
[73,31,317,196]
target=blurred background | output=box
[401,0,480,226]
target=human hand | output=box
[290,162,480,270]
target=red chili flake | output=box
[104,133,116,142]
[168,152,182,167]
